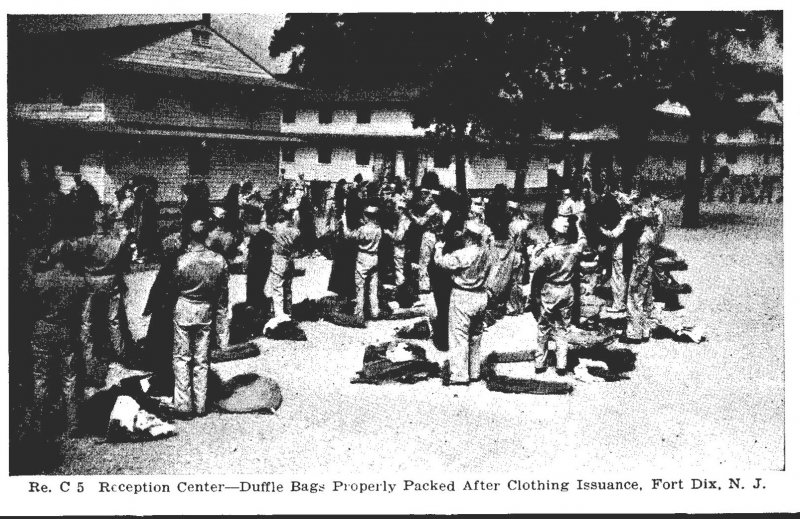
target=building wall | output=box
[281,145,375,183]
[281,144,551,190]
[282,108,429,137]
[15,79,282,133]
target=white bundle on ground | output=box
[106,395,177,442]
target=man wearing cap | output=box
[433,220,491,384]
[343,205,384,323]
[172,216,229,418]
[264,203,302,330]
[529,214,588,377]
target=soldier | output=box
[385,200,412,288]
[599,192,634,315]
[263,203,302,330]
[529,215,588,377]
[73,210,133,384]
[619,197,658,343]
[417,211,443,293]
[30,242,87,442]
[342,205,384,323]
[433,220,490,385]
[172,215,229,418]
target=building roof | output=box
[9,19,295,89]
[275,78,422,105]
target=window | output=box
[665,154,675,167]
[62,81,83,107]
[764,152,772,165]
[62,148,82,174]
[283,106,296,124]
[725,149,739,164]
[433,150,452,169]
[505,153,523,171]
[282,146,296,163]
[191,28,211,47]
[318,146,332,164]
[190,91,212,113]
[135,87,158,111]
[356,108,371,124]
[319,108,333,124]
[355,148,371,166]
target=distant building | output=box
[279,84,783,193]
[277,85,553,191]
[9,16,298,203]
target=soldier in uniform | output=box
[620,196,658,343]
[342,205,384,323]
[264,203,302,330]
[73,211,132,383]
[384,200,411,288]
[599,192,634,314]
[30,242,87,443]
[529,215,588,377]
[433,220,490,384]
[172,215,229,418]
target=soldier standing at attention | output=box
[263,203,302,331]
[529,215,588,377]
[342,205,383,324]
[433,220,491,385]
[172,214,229,419]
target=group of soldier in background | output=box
[704,166,781,204]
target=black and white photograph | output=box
[3,4,794,514]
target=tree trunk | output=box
[561,132,573,189]
[454,123,468,194]
[681,121,703,228]
[513,148,530,200]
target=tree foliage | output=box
[270,11,782,224]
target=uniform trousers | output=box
[354,252,379,321]
[609,241,627,312]
[448,288,488,383]
[30,322,81,438]
[626,243,654,340]
[535,283,573,371]
[81,274,123,381]
[418,232,436,292]
[266,255,293,320]
[173,298,212,415]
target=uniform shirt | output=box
[73,233,128,276]
[530,237,587,286]
[174,243,228,303]
[343,221,383,254]
[270,221,302,257]
[386,213,411,247]
[34,267,87,326]
[206,227,239,262]
[434,243,490,291]
[485,239,523,297]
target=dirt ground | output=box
[55,200,783,474]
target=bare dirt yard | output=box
[55,201,783,474]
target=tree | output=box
[656,11,782,227]
[270,13,499,193]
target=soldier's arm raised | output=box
[433,242,464,271]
